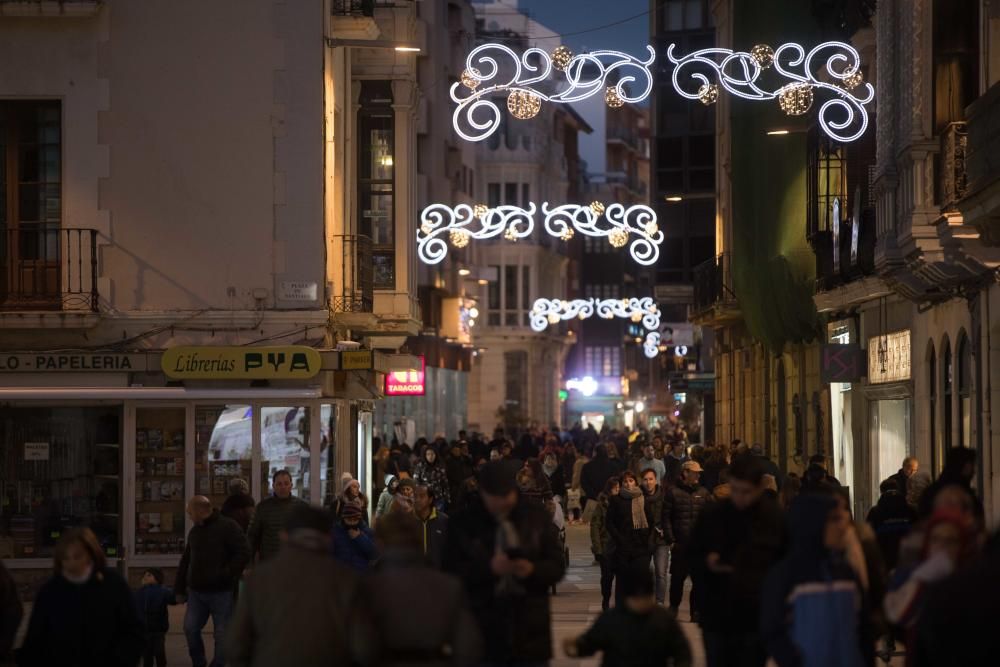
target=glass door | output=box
[134,407,186,556]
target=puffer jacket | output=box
[413,459,452,506]
[589,494,611,557]
[662,482,711,545]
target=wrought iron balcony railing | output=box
[330,234,374,313]
[1,227,99,312]
[940,121,968,211]
[692,252,736,314]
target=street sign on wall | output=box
[821,344,863,384]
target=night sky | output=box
[518,0,651,56]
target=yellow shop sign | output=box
[162,346,321,380]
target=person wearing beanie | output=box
[331,503,376,572]
[565,563,692,667]
[332,474,369,523]
[248,470,308,562]
[374,474,400,523]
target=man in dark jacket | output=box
[220,478,255,533]
[247,469,308,562]
[663,460,712,618]
[640,467,669,605]
[0,560,22,664]
[917,446,983,519]
[176,496,251,667]
[582,444,625,510]
[360,512,482,666]
[865,479,917,571]
[881,456,918,497]
[228,505,368,667]
[749,444,783,490]
[688,457,785,667]
[663,441,689,487]
[444,460,565,666]
[414,484,449,568]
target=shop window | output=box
[957,332,971,448]
[194,405,252,506]
[942,337,953,450]
[319,404,338,506]
[0,406,120,559]
[1,101,63,308]
[261,407,311,501]
[358,81,395,290]
[135,407,185,556]
[807,131,847,238]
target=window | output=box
[194,405,252,507]
[504,351,528,408]
[487,264,500,326]
[807,131,847,238]
[943,338,953,450]
[504,265,518,326]
[958,332,971,448]
[505,183,518,206]
[0,406,121,559]
[358,82,395,289]
[261,407,311,501]
[521,265,530,325]
[584,346,621,377]
[521,183,531,208]
[929,343,941,475]
[488,183,501,207]
[135,407,186,555]
[660,0,706,31]
[1,101,63,307]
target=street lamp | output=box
[325,38,421,53]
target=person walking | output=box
[247,469,308,562]
[664,441,689,487]
[220,478,255,534]
[414,484,449,568]
[331,504,377,572]
[882,456,919,497]
[590,476,621,610]
[640,467,670,606]
[443,459,565,667]
[133,567,178,667]
[374,474,400,523]
[582,445,625,521]
[175,496,251,667]
[663,460,712,619]
[606,471,655,609]
[0,559,22,666]
[749,444,782,490]
[634,444,666,485]
[413,445,452,510]
[688,457,785,667]
[227,505,367,667]
[866,479,917,572]
[761,493,871,667]
[359,512,482,666]
[564,563,692,667]
[18,528,143,667]
[541,449,568,501]
[332,474,370,521]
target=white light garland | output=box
[417,202,663,266]
[451,43,656,142]
[529,297,661,332]
[666,40,875,143]
[643,332,661,359]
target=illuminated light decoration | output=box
[750,44,774,69]
[675,345,689,357]
[698,83,719,105]
[451,42,655,142]
[507,89,541,120]
[473,203,488,219]
[417,202,663,265]
[605,86,625,108]
[643,331,661,359]
[777,81,813,115]
[566,376,599,397]
[666,40,875,143]
[842,69,863,90]
[551,45,574,71]
[461,67,482,90]
[449,230,470,248]
[529,297,660,333]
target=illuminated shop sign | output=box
[385,356,426,396]
[867,331,911,384]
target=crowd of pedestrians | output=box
[0,423,997,667]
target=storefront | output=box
[0,346,399,592]
[864,329,912,513]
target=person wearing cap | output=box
[228,505,368,667]
[663,460,712,619]
[443,459,565,666]
[331,503,376,572]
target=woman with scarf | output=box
[541,449,568,501]
[606,470,655,608]
[413,444,452,510]
[517,458,553,506]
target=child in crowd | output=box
[133,567,177,667]
[566,486,583,524]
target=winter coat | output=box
[176,510,251,595]
[375,488,396,519]
[133,583,176,633]
[445,455,475,502]
[543,465,568,499]
[643,487,667,547]
[663,482,712,546]
[590,494,612,557]
[574,605,692,667]
[413,459,452,507]
[247,495,309,562]
[753,454,784,490]
[417,508,449,569]
[664,455,687,486]
[606,493,655,562]
[227,535,365,667]
[0,561,22,661]
[332,492,370,522]
[581,452,625,501]
[331,522,377,572]
[359,548,482,667]
[18,569,144,667]
[571,456,587,491]
[866,492,916,571]
[760,494,871,667]
[443,496,565,663]
[221,492,256,533]
[688,497,786,632]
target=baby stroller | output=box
[547,496,570,595]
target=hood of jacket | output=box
[787,493,836,556]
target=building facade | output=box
[0,0,420,590]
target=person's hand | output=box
[348,528,361,539]
[512,559,535,579]
[563,637,580,657]
[491,552,514,576]
[706,552,735,574]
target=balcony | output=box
[691,252,740,326]
[330,235,374,314]
[939,122,968,211]
[332,0,375,16]
[959,83,1000,245]
[330,0,381,40]
[606,125,640,153]
[1,227,99,313]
